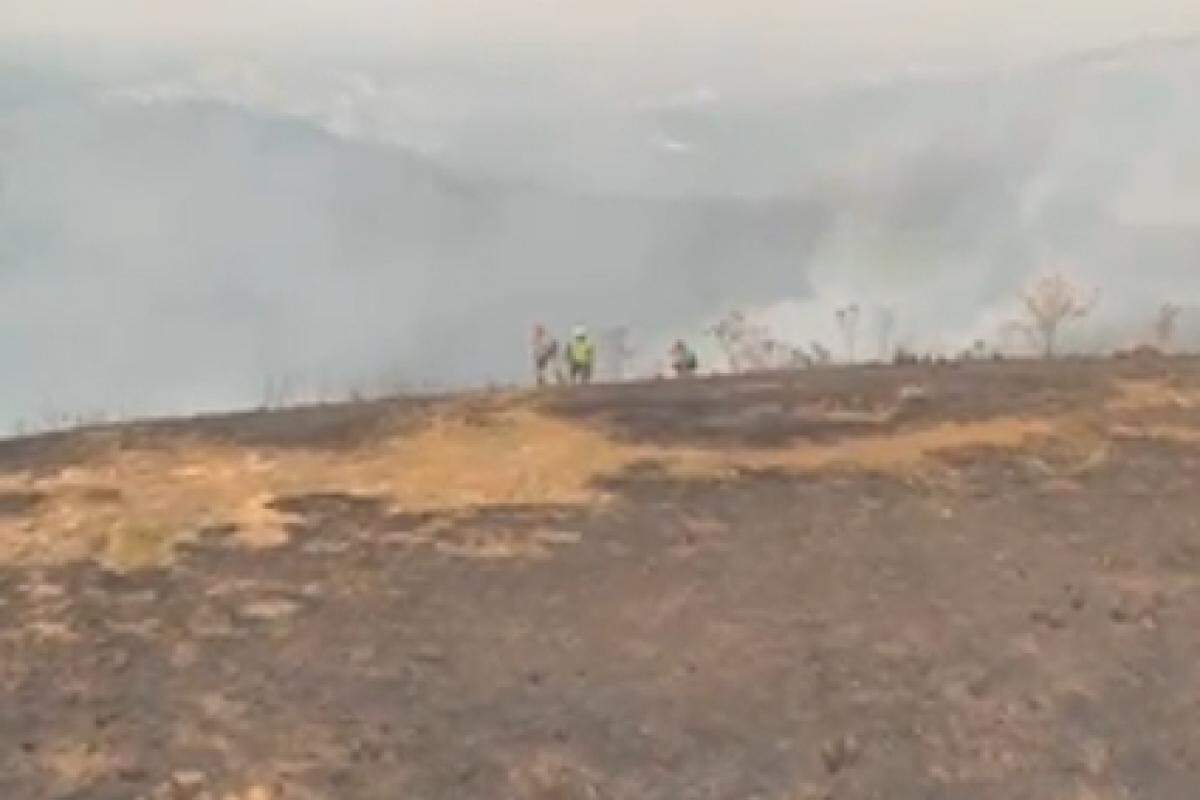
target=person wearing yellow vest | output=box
[566,325,596,384]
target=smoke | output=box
[741,38,1200,359]
[2,34,1200,429]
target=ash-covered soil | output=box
[3,357,1200,799]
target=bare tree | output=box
[784,345,814,368]
[874,306,896,361]
[1154,303,1187,350]
[761,339,811,369]
[707,311,746,372]
[707,310,775,373]
[998,320,1036,354]
[260,371,307,408]
[835,304,861,363]
[1018,273,1099,358]
[598,325,634,381]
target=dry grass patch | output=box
[1109,423,1200,446]
[102,520,174,571]
[0,403,635,569]
[735,416,1054,472]
[1,384,1190,569]
[1107,378,1200,412]
[40,739,119,794]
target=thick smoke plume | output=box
[2,36,1200,429]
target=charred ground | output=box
[3,357,1200,799]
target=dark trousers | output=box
[569,361,592,384]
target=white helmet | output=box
[572,325,587,338]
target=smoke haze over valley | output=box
[3,5,1200,428]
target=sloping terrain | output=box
[3,358,1200,799]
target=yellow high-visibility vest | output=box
[568,338,595,366]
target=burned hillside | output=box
[2,357,1200,798]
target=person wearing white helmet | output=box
[565,324,596,384]
[531,323,562,386]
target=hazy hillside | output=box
[0,91,823,425]
[2,36,1200,427]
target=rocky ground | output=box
[3,357,1200,799]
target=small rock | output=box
[412,645,446,663]
[928,763,953,782]
[118,765,149,782]
[171,643,199,669]
[118,588,159,604]
[1030,609,1066,630]
[301,540,350,555]
[111,649,132,672]
[348,645,377,667]
[378,532,424,546]
[821,733,862,774]
[1042,478,1082,495]
[940,680,971,703]
[188,605,238,638]
[26,581,65,600]
[171,771,206,799]
[532,529,582,545]
[173,770,205,788]
[967,674,991,699]
[1080,738,1112,777]
[239,598,301,621]
[789,784,830,800]
[605,542,633,558]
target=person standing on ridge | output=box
[531,324,562,386]
[566,325,596,384]
[671,339,698,377]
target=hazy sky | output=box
[3,2,1200,430]
[7,1,1200,70]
